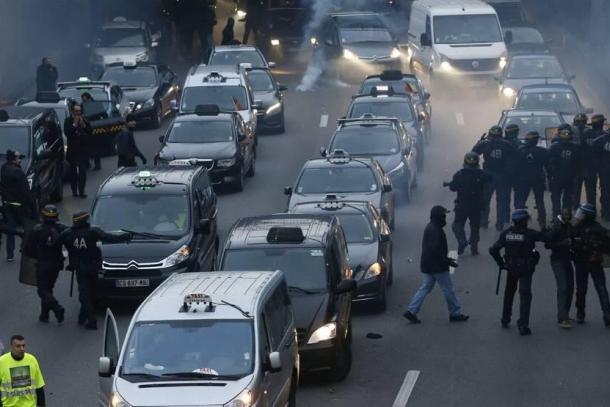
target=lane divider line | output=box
[392,370,420,407]
[319,114,329,128]
[455,112,465,126]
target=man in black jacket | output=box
[64,103,91,198]
[514,131,548,229]
[403,206,469,323]
[581,114,606,208]
[23,205,66,323]
[547,125,582,217]
[115,114,146,168]
[490,209,546,335]
[545,207,575,328]
[447,152,491,256]
[0,150,34,262]
[59,211,131,329]
[592,128,610,220]
[571,113,588,208]
[35,57,58,95]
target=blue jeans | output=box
[406,272,462,316]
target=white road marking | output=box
[319,114,329,128]
[455,112,465,126]
[392,370,420,407]
[449,250,458,275]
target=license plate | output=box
[115,279,150,288]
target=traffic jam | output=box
[0,0,609,406]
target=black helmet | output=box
[72,211,90,225]
[504,124,519,138]
[488,125,502,138]
[464,151,479,167]
[558,124,573,141]
[41,204,58,221]
[524,130,540,141]
[591,114,606,128]
[573,113,587,125]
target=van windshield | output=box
[222,248,327,291]
[121,320,254,380]
[433,14,502,44]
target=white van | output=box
[98,271,298,407]
[407,0,507,78]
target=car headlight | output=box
[270,39,280,46]
[308,322,337,344]
[224,389,253,407]
[236,9,247,19]
[499,56,507,69]
[217,158,237,168]
[364,262,382,279]
[135,52,149,62]
[110,392,132,407]
[502,87,516,98]
[440,61,452,71]
[161,245,190,268]
[390,47,401,59]
[343,49,358,61]
[27,174,34,190]
[310,37,318,45]
[266,102,281,115]
[142,98,155,109]
[387,161,405,175]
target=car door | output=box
[31,122,55,201]
[408,8,431,74]
[331,233,351,339]
[257,316,273,407]
[158,66,178,114]
[99,309,121,407]
[237,119,253,169]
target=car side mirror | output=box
[152,41,159,48]
[417,111,427,122]
[504,30,513,45]
[198,219,211,234]
[278,84,288,92]
[151,31,162,42]
[268,351,282,372]
[383,184,393,192]
[252,100,264,110]
[423,92,431,100]
[320,147,327,157]
[268,62,277,68]
[420,33,432,47]
[334,279,357,294]
[170,100,178,112]
[98,356,114,377]
[158,135,164,143]
[284,186,292,195]
[380,233,391,243]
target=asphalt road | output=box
[2,5,610,407]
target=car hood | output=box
[252,91,279,108]
[345,42,395,59]
[159,142,236,161]
[101,236,188,263]
[434,42,506,60]
[347,243,378,276]
[116,375,253,406]
[291,291,329,333]
[121,87,156,102]
[502,77,568,92]
[290,192,382,210]
[94,47,148,64]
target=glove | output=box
[448,258,458,268]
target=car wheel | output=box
[246,156,255,177]
[328,337,352,382]
[276,112,286,134]
[50,177,63,203]
[233,165,245,192]
[152,104,162,129]
[287,370,298,407]
[376,286,387,312]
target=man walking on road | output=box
[64,103,91,198]
[35,57,58,95]
[514,131,548,229]
[115,114,147,168]
[547,125,582,217]
[403,205,469,324]
[0,334,46,406]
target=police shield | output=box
[19,217,38,286]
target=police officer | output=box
[59,212,131,329]
[35,57,58,95]
[572,113,589,207]
[547,125,582,217]
[472,125,516,231]
[0,150,35,262]
[490,209,546,335]
[581,114,607,207]
[23,205,66,323]
[571,203,610,326]
[592,128,610,220]
[504,124,521,209]
[447,152,491,256]
[514,131,548,229]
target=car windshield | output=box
[168,121,234,143]
[433,14,502,44]
[361,79,419,96]
[506,27,544,44]
[248,71,275,92]
[503,114,562,139]
[340,29,393,44]
[100,67,157,87]
[57,87,108,101]
[297,166,378,194]
[349,101,414,122]
[81,101,121,121]
[337,213,375,243]
[516,91,579,113]
[97,28,146,47]
[268,9,308,35]
[209,51,265,68]
[121,320,253,379]
[0,127,30,158]
[92,194,190,238]
[506,57,564,79]
[330,126,400,156]
[222,248,327,291]
[181,87,248,113]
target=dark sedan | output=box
[259,6,311,59]
[513,84,593,124]
[244,67,287,133]
[100,63,180,128]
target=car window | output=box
[168,121,235,143]
[96,28,146,47]
[247,71,275,92]
[57,87,108,101]
[337,213,375,243]
[433,14,502,44]
[330,126,400,155]
[0,126,30,158]
[349,101,414,122]
[264,283,292,349]
[296,166,379,194]
[516,91,579,113]
[100,67,157,87]
[506,57,563,79]
[209,51,265,67]
[181,86,248,112]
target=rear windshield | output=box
[349,101,414,122]
[168,121,234,143]
[96,28,146,47]
[100,67,157,88]
[181,86,248,113]
[337,213,375,244]
[330,126,400,156]
[506,57,563,79]
[209,51,265,68]
[296,166,378,194]
[516,91,579,114]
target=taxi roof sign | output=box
[123,59,137,68]
[181,293,215,313]
[77,77,91,82]
[132,171,159,188]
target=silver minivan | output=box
[98,271,299,407]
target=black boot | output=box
[576,310,585,324]
[39,312,49,323]
[457,241,468,255]
[471,243,479,256]
[53,305,65,323]
[519,326,532,336]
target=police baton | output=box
[495,267,503,296]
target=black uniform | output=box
[490,225,546,329]
[505,135,521,209]
[64,116,92,196]
[115,127,146,167]
[571,219,610,324]
[514,142,548,225]
[60,224,130,328]
[23,221,67,321]
[547,140,582,217]
[198,2,217,60]
[448,166,491,252]
[580,126,605,207]
[472,137,516,229]
[545,217,574,322]
[572,123,588,208]
[36,62,58,94]
[0,161,34,259]
[243,0,265,44]
[592,133,610,220]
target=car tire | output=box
[246,157,255,177]
[328,337,352,382]
[152,104,162,129]
[50,178,63,203]
[287,370,298,407]
[233,165,245,192]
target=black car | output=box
[259,4,311,59]
[0,107,64,206]
[487,0,528,26]
[513,84,593,123]
[503,26,550,55]
[290,199,392,311]
[100,63,180,128]
[155,104,256,191]
[244,67,287,133]
[219,214,356,381]
[90,166,218,300]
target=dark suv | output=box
[90,166,218,300]
[219,214,356,381]
[0,107,64,207]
